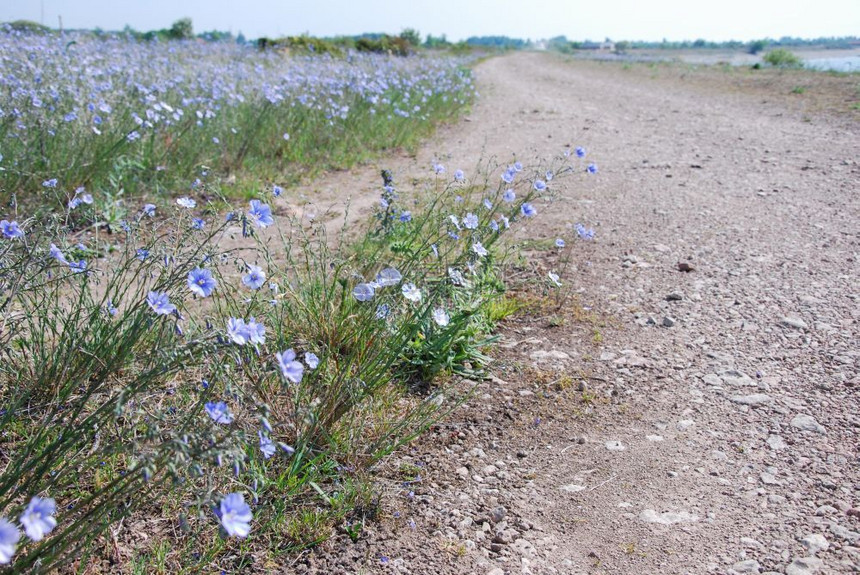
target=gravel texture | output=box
[276,52,859,574]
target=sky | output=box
[2,0,859,42]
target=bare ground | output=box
[272,52,859,574]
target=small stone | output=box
[490,506,507,523]
[605,440,626,451]
[703,374,723,386]
[815,505,838,516]
[576,435,587,445]
[662,316,676,327]
[719,370,756,387]
[560,484,586,493]
[732,559,761,573]
[677,419,695,431]
[530,349,571,362]
[781,316,809,330]
[639,509,699,524]
[800,534,829,555]
[785,556,823,575]
[760,472,781,485]
[487,569,505,575]
[646,435,664,442]
[766,435,787,450]
[666,292,684,301]
[730,393,773,406]
[791,414,826,434]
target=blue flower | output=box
[276,349,304,384]
[242,265,266,290]
[513,161,523,172]
[555,238,565,248]
[136,248,149,261]
[501,170,514,184]
[142,204,156,217]
[399,211,412,222]
[575,223,595,240]
[463,213,478,230]
[305,352,320,369]
[191,218,205,230]
[227,317,265,345]
[533,180,547,192]
[105,298,119,316]
[376,267,402,287]
[259,432,276,459]
[353,283,375,302]
[521,203,537,217]
[176,197,196,209]
[545,170,554,181]
[503,189,516,203]
[68,260,87,274]
[576,146,586,158]
[0,518,19,565]
[272,185,283,197]
[205,401,234,424]
[42,179,58,189]
[19,496,57,542]
[433,163,445,174]
[453,169,465,181]
[248,200,274,228]
[587,163,598,174]
[471,242,488,257]
[218,493,252,538]
[49,243,68,265]
[188,268,216,297]
[0,220,24,239]
[483,198,493,210]
[375,303,391,319]
[432,308,450,327]
[147,291,176,315]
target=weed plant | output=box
[0,148,596,571]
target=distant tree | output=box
[614,40,630,53]
[748,39,767,54]
[168,18,194,40]
[399,28,421,47]
[236,31,246,45]
[693,38,706,48]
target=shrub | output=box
[763,48,803,68]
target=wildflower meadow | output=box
[0,24,597,573]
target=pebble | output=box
[766,435,787,450]
[784,556,823,575]
[662,316,676,327]
[732,559,761,573]
[730,393,773,406]
[800,533,829,555]
[487,568,505,575]
[677,420,695,431]
[781,316,809,330]
[646,435,664,442]
[605,440,626,451]
[490,506,507,523]
[530,350,571,362]
[666,292,684,301]
[639,509,699,524]
[790,414,826,434]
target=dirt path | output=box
[287,52,859,575]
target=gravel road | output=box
[291,51,859,575]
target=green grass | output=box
[0,149,580,571]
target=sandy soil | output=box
[270,52,859,575]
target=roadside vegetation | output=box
[0,23,600,572]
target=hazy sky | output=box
[3,0,858,42]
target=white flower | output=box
[471,242,488,257]
[548,272,562,287]
[401,283,421,302]
[432,308,450,327]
